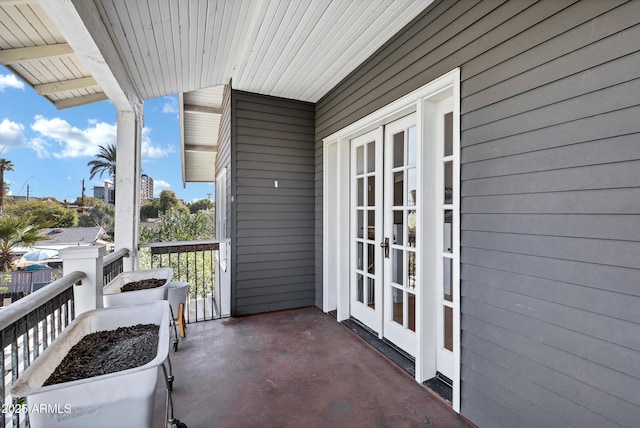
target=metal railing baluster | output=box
[139,240,220,323]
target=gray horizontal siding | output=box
[462,188,640,214]
[462,303,639,428]
[233,90,315,316]
[462,134,640,180]
[462,213,640,241]
[462,246,639,297]
[316,0,640,426]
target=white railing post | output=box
[60,245,106,317]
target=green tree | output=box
[78,200,115,230]
[158,190,188,214]
[140,199,160,221]
[73,196,102,207]
[5,200,78,227]
[87,144,116,180]
[0,158,14,214]
[187,198,214,214]
[139,209,215,300]
[140,190,189,221]
[140,209,214,243]
[0,215,48,271]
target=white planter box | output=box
[11,301,170,428]
[103,268,173,307]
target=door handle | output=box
[380,238,389,258]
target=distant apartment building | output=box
[93,174,153,205]
[141,174,154,203]
[93,181,115,204]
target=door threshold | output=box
[331,313,453,404]
[340,317,415,378]
[424,373,453,403]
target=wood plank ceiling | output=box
[0,0,106,109]
[95,0,429,102]
[1,0,431,181]
[180,85,224,183]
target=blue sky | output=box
[0,65,214,204]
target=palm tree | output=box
[0,215,47,271]
[0,158,14,215]
[87,144,116,180]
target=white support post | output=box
[114,109,142,272]
[60,245,105,317]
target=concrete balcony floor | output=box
[154,307,473,428]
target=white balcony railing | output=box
[0,240,226,427]
[0,270,82,427]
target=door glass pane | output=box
[408,293,416,332]
[367,210,375,240]
[357,210,363,238]
[407,126,416,166]
[368,176,375,206]
[407,251,416,290]
[367,244,375,274]
[444,112,453,157]
[444,306,453,351]
[407,210,416,247]
[392,287,403,325]
[443,258,452,302]
[367,278,375,309]
[357,145,364,174]
[357,274,364,303]
[407,168,416,206]
[444,210,452,253]
[393,172,403,206]
[357,242,363,270]
[393,211,403,245]
[393,131,404,168]
[444,161,452,204]
[392,250,403,284]
[357,178,364,206]
[367,142,375,173]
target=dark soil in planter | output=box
[44,324,160,386]
[120,278,166,292]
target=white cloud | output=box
[28,116,173,160]
[153,179,171,196]
[26,137,50,158]
[0,118,25,149]
[0,74,25,92]
[161,96,178,114]
[141,127,173,158]
[31,116,116,158]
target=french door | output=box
[350,114,418,357]
[350,101,456,379]
[382,114,418,355]
[327,69,460,410]
[350,128,383,333]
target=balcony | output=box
[0,241,469,428]
[152,307,472,428]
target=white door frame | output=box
[323,68,461,412]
